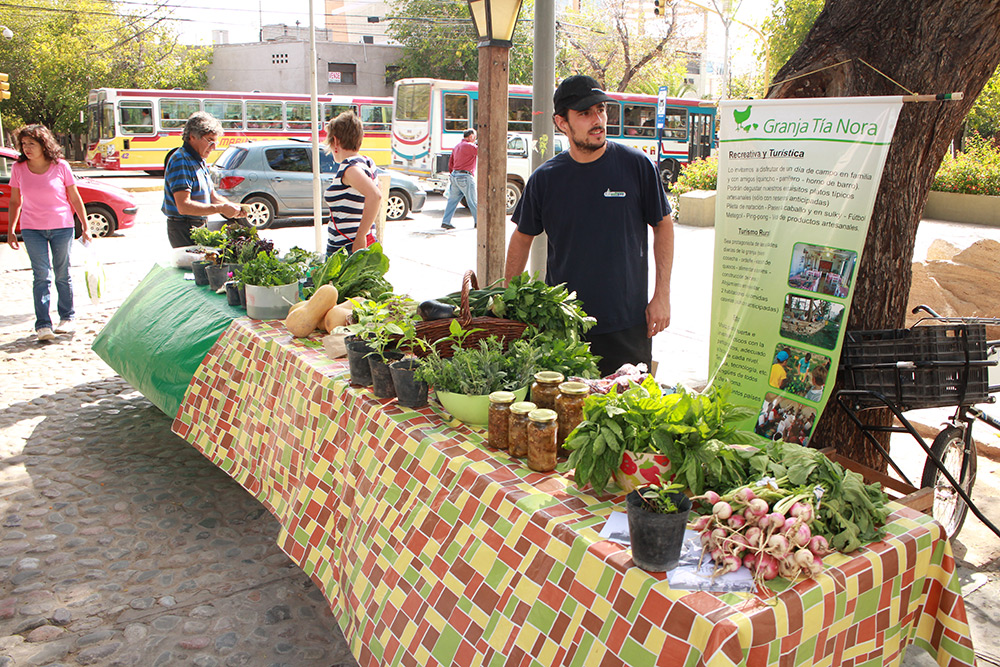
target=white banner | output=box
[708,97,903,443]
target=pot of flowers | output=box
[415,324,537,427]
[237,251,301,321]
[626,483,691,572]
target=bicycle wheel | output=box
[920,425,978,538]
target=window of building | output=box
[328,63,356,85]
[119,100,154,135]
[272,53,288,65]
[159,99,201,129]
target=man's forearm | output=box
[651,215,674,299]
[504,230,533,283]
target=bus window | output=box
[204,100,244,130]
[120,101,154,135]
[285,102,312,130]
[323,103,355,122]
[160,99,201,129]
[507,97,531,133]
[360,104,390,132]
[87,104,102,145]
[606,102,621,137]
[396,83,430,122]
[247,101,282,129]
[662,106,688,139]
[443,93,470,132]
[100,103,115,140]
[623,104,655,137]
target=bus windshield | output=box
[396,83,430,122]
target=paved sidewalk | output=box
[0,280,356,664]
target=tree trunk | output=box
[767,0,1000,468]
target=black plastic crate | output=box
[839,324,990,410]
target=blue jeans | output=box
[21,227,75,330]
[442,172,478,227]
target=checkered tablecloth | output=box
[172,318,975,667]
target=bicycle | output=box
[835,305,1000,539]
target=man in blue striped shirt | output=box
[162,112,241,247]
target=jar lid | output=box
[558,381,590,395]
[489,391,517,404]
[534,371,565,384]
[528,408,558,422]
[510,401,537,414]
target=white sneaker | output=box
[54,320,74,334]
[36,327,55,341]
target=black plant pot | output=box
[238,284,246,308]
[389,358,428,408]
[346,339,374,386]
[625,489,691,572]
[369,349,404,399]
[191,260,211,286]
[205,264,231,291]
[225,281,241,306]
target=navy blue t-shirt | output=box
[512,141,671,334]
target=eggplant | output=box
[418,299,458,321]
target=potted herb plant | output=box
[189,227,225,286]
[626,483,691,572]
[236,251,301,320]
[361,295,418,399]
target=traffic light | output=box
[0,73,9,100]
[653,0,665,16]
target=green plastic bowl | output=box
[436,386,529,427]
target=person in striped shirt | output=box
[323,111,382,256]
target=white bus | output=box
[390,78,715,211]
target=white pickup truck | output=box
[504,133,567,213]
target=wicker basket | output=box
[410,270,528,358]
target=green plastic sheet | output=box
[92,264,242,417]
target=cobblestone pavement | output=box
[0,260,358,666]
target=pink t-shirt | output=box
[10,159,77,230]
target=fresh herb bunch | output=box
[527,330,601,379]
[309,243,393,300]
[561,378,761,494]
[639,482,685,514]
[490,273,596,340]
[217,220,265,264]
[190,227,226,248]
[415,335,539,396]
[235,251,301,287]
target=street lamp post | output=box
[467,0,523,285]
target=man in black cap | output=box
[503,75,674,377]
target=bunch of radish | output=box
[687,479,832,590]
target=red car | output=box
[0,147,139,240]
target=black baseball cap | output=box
[553,75,613,115]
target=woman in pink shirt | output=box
[6,124,90,341]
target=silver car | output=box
[211,139,426,229]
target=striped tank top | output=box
[324,154,378,255]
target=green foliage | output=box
[639,482,685,513]
[932,132,1000,196]
[967,67,1000,139]
[189,227,226,248]
[309,243,393,300]
[527,331,601,379]
[345,295,419,361]
[236,252,301,287]
[760,0,824,84]
[386,0,534,84]
[669,156,718,195]
[491,273,596,340]
[0,0,210,134]
[414,336,539,395]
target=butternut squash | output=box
[285,284,339,337]
[322,304,353,333]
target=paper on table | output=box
[599,513,755,593]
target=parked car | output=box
[210,140,426,229]
[505,133,567,213]
[0,147,139,240]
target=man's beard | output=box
[569,126,606,154]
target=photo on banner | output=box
[707,97,904,435]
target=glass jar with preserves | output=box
[508,401,537,459]
[530,371,565,411]
[527,408,558,472]
[556,381,590,456]
[487,391,517,451]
